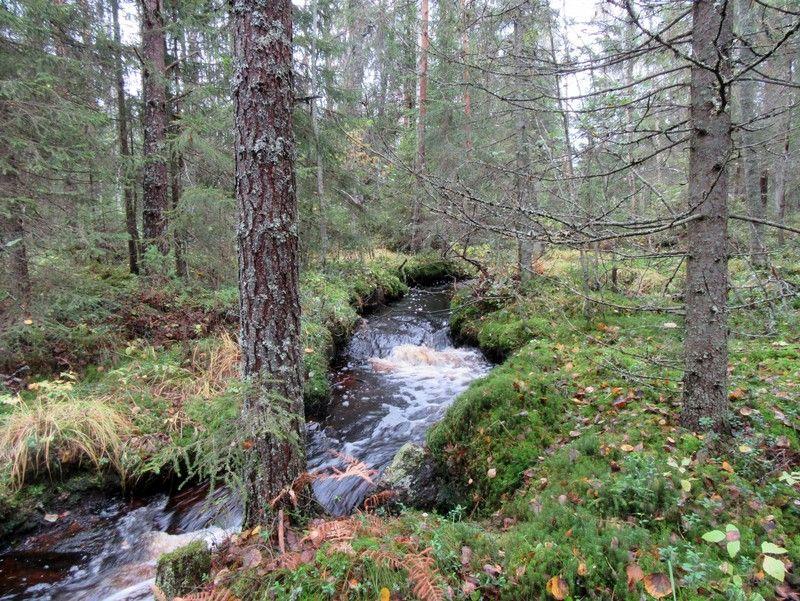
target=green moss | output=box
[428,340,567,510]
[155,540,211,599]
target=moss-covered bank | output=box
[201,250,799,600]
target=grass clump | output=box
[0,378,131,488]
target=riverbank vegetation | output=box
[181,248,798,601]
[0,252,468,538]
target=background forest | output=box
[1,0,799,600]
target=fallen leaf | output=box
[626,563,644,589]
[763,555,786,582]
[241,547,262,568]
[487,468,497,479]
[43,513,59,523]
[762,542,788,555]
[23,319,33,325]
[546,575,569,600]
[721,461,734,474]
[643,573,672,598]
[380,587,391,601]
[620,444,635,452]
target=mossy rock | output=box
[377,442,442,508]
[155,540,211,599]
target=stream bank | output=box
[0,254,484,600]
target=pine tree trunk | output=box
[231,0,306,527]
[112,0,139,275]
[410,0,428,251]
[738,0,767,267]
[460,0,472,155]
[140,0,169,256]
[773,56,794,246]
[681,0,732,432]
[169,16,188,279]
[309,0,328,263]
[513,15,533,286]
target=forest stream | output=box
[0,285,490,601]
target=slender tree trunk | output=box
[140,0,169,256]
[737,0,767,267]
[401,2,417,129]
[410,0,429,251]
[460,0,472,155]
[231,0,306,527]
[169,14,188,279]
[112,0,139,275]
[773,57,794,246]
[513,15,533,285]
[344,0,366,114]
[309,0,327,263]
[681,0,733,432]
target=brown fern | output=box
[364,548,444,601]
[363,489,395,511]
[302,518,359,547]
[174,588,239,601]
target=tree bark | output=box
[737,0,767,267]
[112,0,139,275]
[231,0,306,527]
[773,56,794,246]
[169,11,187,279]
[681,0,733,432]
[344,0,366,115]
[513,14,536,286]
[309,0,328,263]
[140,0,169,256]
[410,0,429,251]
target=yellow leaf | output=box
[721,461,734,474]
[546,576,569,600]
[304,347,314,354]
[620,444,635,452]
[738,445,753,453]
[23,319,33,325]
[380,587,391,601]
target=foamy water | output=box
[308,286,490,515]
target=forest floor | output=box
[1,248,799,600]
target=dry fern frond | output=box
[365,548,444,601]
[174,589,239,601]
[303,518,359,546]
[363,490,395,511]
[321,451,377,484]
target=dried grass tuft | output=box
[0,396,131,488]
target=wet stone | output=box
[154,540,211,600]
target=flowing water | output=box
[0,285,489,600]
